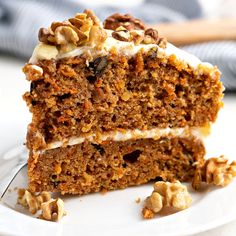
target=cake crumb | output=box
[142,181,192,219]
[100,188,108,195]
[135,197,141,204]
[142,207,155,219]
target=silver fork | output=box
[0,146,28,199]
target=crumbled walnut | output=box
[104,13,145,31]
[36,191,51,205]
[38,28,53,44]
[52,20,90,47]
[145,191,163,213]
[88,24,108,50]
[157,37,167,49]
[143,28,167,48]
[17,189,65,222]
[18,189,39,214]
[17,189,51,214]
[54,26,79,45]
[147,47,158,59]
[143,28,159,44]
[41,198,65,222]
[68,17,83,29]
[72,14,93,40]
[108,20,167,48]
[130,30,144,45]
[38,10,107,52]
[142,35,154,44]
[112,29,131,42]
[142,181,192,219]
[155,181,192,210]
[192,156,236,190]
[84,9,100,26]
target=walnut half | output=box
[192,156,236,190]
[104,13,145,31]
[17,189,65,222]
[41,198,65,222]
[142,181,192,219]
[18,189,51,214]
[38,9,107,53]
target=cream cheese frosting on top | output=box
[30,29,212,70]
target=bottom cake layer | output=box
[28,136,205,195]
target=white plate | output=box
[1,143,236,236]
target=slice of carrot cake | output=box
[23,10,223,195]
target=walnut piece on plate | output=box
[17,189,65,222]
[41,198,65,222]
[18,189,51,214]
[142,181,192,219]
[192,155,236,190]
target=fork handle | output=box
[150,18,236,46]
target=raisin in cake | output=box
[23,10,223,195]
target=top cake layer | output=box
[23,10,223,151]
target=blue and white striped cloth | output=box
[0,0,235,90]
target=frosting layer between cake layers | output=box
[41,126,209,151]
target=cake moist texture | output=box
[23,10,223,194]
[29,136,204,195]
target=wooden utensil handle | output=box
[150,18,236,46]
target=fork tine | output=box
[0,163,28,199]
